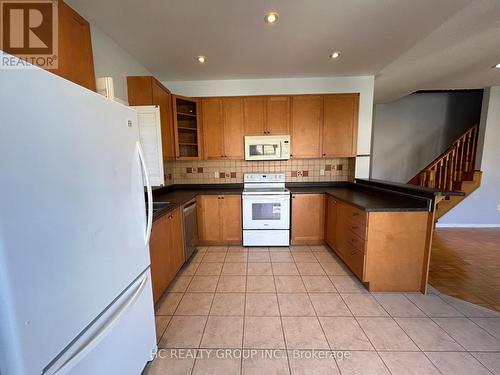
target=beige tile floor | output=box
[146,245,500,375]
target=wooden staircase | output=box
[408,124,482,220]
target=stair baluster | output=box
[409,124,479,192]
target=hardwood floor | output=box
[429,228,500,311]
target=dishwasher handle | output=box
[183,199,197,211]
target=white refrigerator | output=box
[0,61,156,374]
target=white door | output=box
[243,195,290,230]
[133,105,165,187]
[0,66,153,375]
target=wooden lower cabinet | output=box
[149,208,185,303]
[326,200,429,292]
[291,194,325,244]
[197,194,242,244]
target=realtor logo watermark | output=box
[0,0,58,69]
[153,348,352,361]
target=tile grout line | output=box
[298,244,344,375]
[337,289,395,374]
[190,246,227,375]
[272,260,294,375]
[240,249,250,375]
[427,315,497,353]
[387,309,446,374]
[155,245,500,374]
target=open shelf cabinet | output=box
[172,95,202,160]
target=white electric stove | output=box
[242,173,290,246]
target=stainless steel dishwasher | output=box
[182,198,198,261]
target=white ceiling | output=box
[68,0,500,103]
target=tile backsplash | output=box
[163,158,355,185]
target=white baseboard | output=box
[436,223,500,228]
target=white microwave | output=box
[244,135,291,161]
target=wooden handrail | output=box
[409,123,479,191]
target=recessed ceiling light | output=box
[264,12,279,24]
[330,51,341,60]
[197,55,207,64]
[494,63,500,68]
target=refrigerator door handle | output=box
[137,141,153,245]
[49,274,149,375]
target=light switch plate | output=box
[214,171,219,178]
[320,169,325,176]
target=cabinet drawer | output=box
[339,202,367,226]
[344,229,366,253]
[346,245,365,280]
[344,219,367,240]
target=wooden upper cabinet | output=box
[173,95,201,160]
[54,1,96,91]
[221,195,242,242]
[291,96,322,158]
[323,94,359,157]
[244,97,266,135]
[266,96,290,135]
[200,93,358,160]
[202,98,225,159]
[243,96,290,136]
[127,76,175,160]
[291,193,325,244]
[153,80,175,160]
[222,98,245,159]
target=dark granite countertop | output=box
[287,184,430,212]
[150,184,242,221]
[149,180,441,221]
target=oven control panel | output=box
[244,173,285,183]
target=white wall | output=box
[165,76,375,178]
[90,25,152,103]
[438,87,500,227]
[371,91,483,183]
